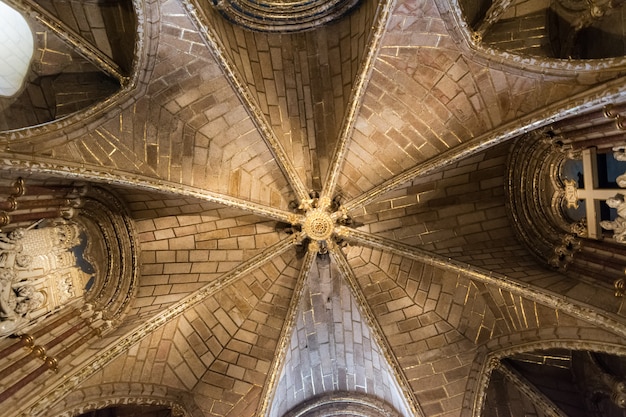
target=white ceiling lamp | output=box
[0,1,34,97]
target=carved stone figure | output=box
[14,285,44,315]
[602,194,626,244]
[0,228,24,268]
[0,275,44,335]
[0,221,86,337]
[606,194,626,217]
[600,217,626,243]
[614,146,626,161]
[0,269,16,320]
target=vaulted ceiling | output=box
[2,0,626,416]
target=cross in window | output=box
[564,148,625,239]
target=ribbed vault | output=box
[1,0,626,417]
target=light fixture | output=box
[0,1,34,97]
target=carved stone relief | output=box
[598,148,626,243]
[54,397,188,417]
[0,221,91,337]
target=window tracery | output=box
[507,112,626,294]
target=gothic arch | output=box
[0,179,139,338]
[46,382,194,417]
[282,391,404,417]
[462,326,626,417]
[506,114,626,294]
[0,179,140,415]
[434,0,626,79]
[0,0,160,147]
[78,186,139,323]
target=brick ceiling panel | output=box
[16,0,295,208]
[0,19,118,131]
[343,243,625,416]
[76,252,301,416]
[77,318,198,396]
[189,257,300,417]
[34,0,136,74]
[383,0,448,47]
[268,256,415,417]
[349,144,514,256]
[196,0,380,192]
[338,47,588,199]
[133,208,287,319]
[3,0,626,416]
[344,245,477,416]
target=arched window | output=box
[507,104,626,296]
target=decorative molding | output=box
[563,179,581,209]
[302,209,335,241]
[433,0,626,77]
[472,0,515,41]
[282,391,404,417]
[495,361,568,417]
[615,275,626,297]
[78,187,139,323]
[208,0,360,32]
[337,226,626,339]
[20,235,296,417]
[52,396,188,417]
[469,340,626,417]
[0,0,160,146]
[257,250,316,417]
[549,234,582,270]
[183,0,310,204]
[320,0,396,203]
[5,0,126,84]
[343,76,626,214]
[0,157,297,224]
[330,245,425,417]
[507,132,582,268]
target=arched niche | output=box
[478,342,626,417]
[0,179,138,339]
[0,0,159,147]
[282,391,404,417]
[506,123,626,295]
[438,0,626,79]
[0,0,138,132]
[44,381,197,417]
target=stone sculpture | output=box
[0,222,84,337]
